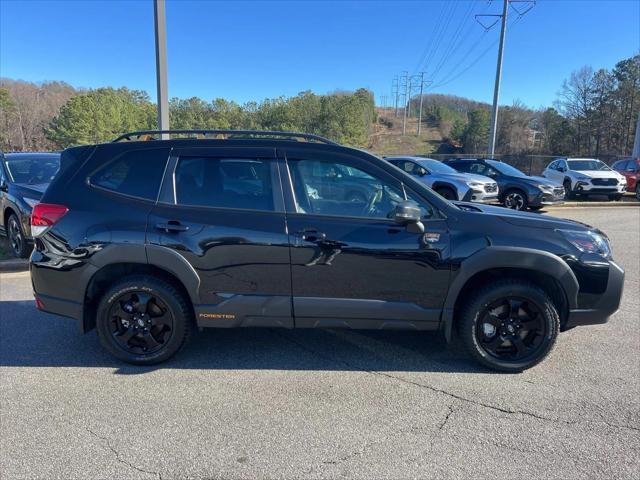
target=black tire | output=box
[96,275,192,365]
[563,180,575,200]
[636,184,640,201]
[435,187,457,200]
[502,189,529,211]
[608,194,623,201]
[7,213,29,258]
[457,279,560,373]
[529,206,544,211]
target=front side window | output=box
[91,148,169,200]
[174,157,275,211]
[288,158,433,219]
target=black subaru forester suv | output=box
[30,130,624,372]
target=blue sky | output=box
[1,0,638,108]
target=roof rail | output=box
[111,129,339,145]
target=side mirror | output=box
[418,168,429,177]
[392,200,424,234]
[559,167,566,172]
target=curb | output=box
[0,258,29,273]
[546,201,639,208]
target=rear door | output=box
[147,146,293,328]
[281,147,451,330]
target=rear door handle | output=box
[155,221,189,233]
[296,229,326,242]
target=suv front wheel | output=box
[458,279,559,372]
[96,275,192,365]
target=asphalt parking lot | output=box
[0,207,638,480]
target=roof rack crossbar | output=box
[112,129,339,145]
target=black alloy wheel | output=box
[8,213,28,258]
[458,279,559,372]
[503,191,528,210]
[108,291,174,355]
[96,276,192,364]
[476,297,546,362]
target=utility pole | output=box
[487,0,508,156]
[417,72,425,137]
[154,0,169,138]
[402,72,410,136]
[392,76,399,118]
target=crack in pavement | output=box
[83,426,163,480]
[62,419,162,479]
[273,331,640,434]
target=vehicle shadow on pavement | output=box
[0,300,488,374]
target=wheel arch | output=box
[432,182,458,198]
[440,246,579,342]
[82,247,200,333]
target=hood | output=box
[505,175,562,187]
[453,201,592,231]
[574,170,623,179]
[437,172,495,184]
[526,175,562,187]
[13,182,48,198]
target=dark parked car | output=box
[30,130,624,372]
[0,152,60,257]
[444,158,565,211]
[612,157,639,200]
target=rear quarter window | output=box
[90,148,170,200]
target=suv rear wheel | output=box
[96,275,192,365]
[7,213,29,258]
[458,279,559,372]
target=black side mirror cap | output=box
[392,201,424,233]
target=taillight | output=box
[31,203,68,237]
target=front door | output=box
[147,146,293,328]
[281,147,451,330]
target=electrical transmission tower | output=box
[392,76,400,118]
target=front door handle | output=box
[296,229,326,242]
[156,221,189,233]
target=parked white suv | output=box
[543,158,627,200]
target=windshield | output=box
[417,159,458,175]
[4,155,60,185]
[486,160,526,177]
[568,159,610,171]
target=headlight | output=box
[619,178,627,185]
[557,229,611,258]
[576,176,591,182]
[538,184,555,193]
[23,197,39,208]
[466,181,484,188]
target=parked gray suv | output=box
[386,156,499,203]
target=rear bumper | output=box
[565,260,625,329]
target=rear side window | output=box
[90,148,169,200]
[174,157,275,211]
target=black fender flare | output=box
[440,246,579,341]
[145,244,201,305]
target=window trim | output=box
[86,147,171,203]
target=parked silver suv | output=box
[386,156,499,203]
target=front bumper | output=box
[530,190,565,206]
[462,189,499,203]
[564,260,625,329]
[573,181,626,194]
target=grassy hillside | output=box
[369,109,444,157]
